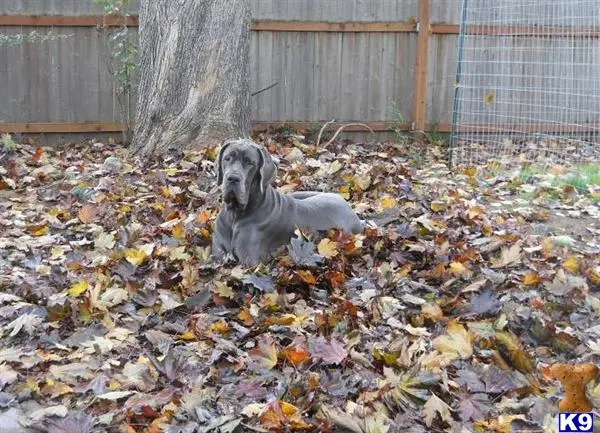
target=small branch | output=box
[323,122,375,147]
[316,119,336,147]
[251,82,278,97]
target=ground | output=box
[0,133,599,433]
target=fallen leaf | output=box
[423,393,452,427]
[491,243,521,268]
[309,336,348,365]
[78,205,97,224]
[318,238,339,259]
[68,280,89,297]
[281,346,311,366]
[523,272,542,286]
[249,336,278,370]
[433,321,473,360]
[563,256,581,273]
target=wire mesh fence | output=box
[450,0,600,171]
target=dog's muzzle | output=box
[223,174,246,209]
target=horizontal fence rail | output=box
[1,0,598,139]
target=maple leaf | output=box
[490,243,521,268]
[522,272,542,286]
[318,238,339,259]
[7,313,43,336]
[493,331,534,374]
[379,195,398,210]
[422,393,452,427]
[46,411,95,433]
[124,248,148,266]
[309,336,348,365]
[281,346,311,366]
[563,256,581,273]
[68,279,89,297]
[383,367,439,407]
[249,335,278,370]
[259,400,312,431]
[468,289,500,316]
[289,236,322,267]
[432,321,473,360]
[449,261,467,275]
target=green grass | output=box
[557,164,600,193]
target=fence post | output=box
[413,0,431,134]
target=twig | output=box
[323,123,375,147]
[251,82,279,97]
[316,119,336,147]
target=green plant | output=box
[1,134,17,152]
[425,123,449,147]
[554,163,600,194]
[94,0,138,144]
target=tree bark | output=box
[129,0,251,157]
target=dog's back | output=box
[292,192,364,234]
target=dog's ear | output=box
[216,140,233,186]
[256,145,277,194]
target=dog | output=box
[211,138,364,266]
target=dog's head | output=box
[216,138,276,212]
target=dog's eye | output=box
[223,155,231,162]
[244,158,254,165]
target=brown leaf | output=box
[309,336,348,365]
[249,335,278,370]
[78,204,97,224]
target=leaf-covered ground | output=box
[1,135,599,433]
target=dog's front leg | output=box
[231,226,269,267]
[212,211,233,262]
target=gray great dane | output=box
[212,138,364,266]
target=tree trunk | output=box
[129,0,251,157]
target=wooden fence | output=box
[0,0,466,139]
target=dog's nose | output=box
[226,174,241,183]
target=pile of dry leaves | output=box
[0,133,599,433]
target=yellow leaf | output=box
[28,224,49,237]
[588,266,600,285]
[467,205,485,219]
[379,195,398,210]
[211,321,230,335]
[433,321,473,360]
[338,184,350,200]
[214,281,235,299]
[161,186,172,198]
[125,248,147,266]
[523,272,542,286]
[563,256,581,273]
[318,238,339,259]
[449,261,467,275]
[484,91,495,105]
[68,280,89,297]
[179,330,196,341]
[431,201,447,212]
[493,331,534,374]
[164,167,178,176]
[172,223,186,239]
[237,308,255,326]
